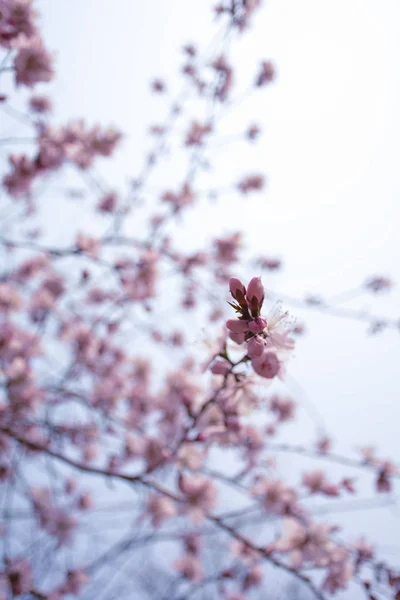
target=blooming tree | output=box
[0,1,399,599]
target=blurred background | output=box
[1,0,400,596]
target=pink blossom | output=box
[143,437,169,470]
[162,183,194,211]
[178,473,216,522]
[231,540,259,565]
[229,277,246,302]
[238,174,265,194]
[13,35,54,87]
[147,493,176,526]
[269,396,296,422]
[214,232,241,264]
[247,335,264,358]
[256,256,282,271]
[5,356,29,381]
[97,191,118,213]
[240,426,264,464]
[211,360,230,375]
[32,488,78,546]
[247,124,261,140]
[0,0,37,46]
[184,533,202,555]
[302,470,340,497]
[248,317,267,334]
[0,283,22,312]
[212,55,233,101]
[42,274,64,297]
[226,319,249,334]
[29,94,52,113]
[185,121,212,146]
[177,444,205,470]
[151,78,166,93]
[78,493,93,510]
[252,478,297,515]
[28,287,56,322]
[89,125,121,158]
[76,233,100,258]
[251,351,280,379]
[321,547,354,593]
[246,276,264,316]
[3,154,36,197]
[256,60,275,86]
[272,518,341,569]
[174,555,203,581]
[183,44,196,57]
[229,331,246,345]
[15,255,49,280]
[376,460,397,493]
[316,436,332,454]
[264,302,295,351]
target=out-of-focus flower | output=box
[13,35,54,87]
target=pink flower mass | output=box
[0,1,398,599]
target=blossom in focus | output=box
[225,277,294,380]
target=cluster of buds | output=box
[221,277,294,379]
[228,276,264,319]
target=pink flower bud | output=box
[251,351,280,379]
[229,277,246,301]
[211,360,230,375]
[246,277,264,317]
[246,277,264,305]
[248,317,267,334]
[229,331,246,345]
[247,336,264,358]
[226,319,249,334]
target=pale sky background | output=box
[17,0,400,590]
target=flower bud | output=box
[225,319,249,334]
[246,277,264,316]
[248,317,267,334]
[211,360,230,375]
[229,277,246,303]
[247,336,264,358]
[229,331,246,345]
